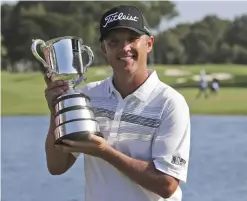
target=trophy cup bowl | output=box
[31,36,101,143]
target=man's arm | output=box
[59,94,190,198]
[45,114,77,175]
[101,95,190,199]
[101,146,179,199]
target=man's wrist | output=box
[100,144,120,161]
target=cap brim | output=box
[100,26,146,41]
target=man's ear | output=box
[101,42,107,56]
[147,36,154,53]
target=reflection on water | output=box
[1,115,247,201]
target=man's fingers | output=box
[61,136,104,147]
[45,87,65,97]
[55,143,93,153]
[44,81,68,98]
[45,88,66,104]
[90,133,105,142]
[55,144,81,153]
[61,139,94,148]
[46,80,68,91]
[44,73,51,85]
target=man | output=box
[210,76,220,96]
[196,70,208,99]
[44,5,191,201]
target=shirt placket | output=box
[109,99,126,138]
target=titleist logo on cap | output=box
[103,12,139,28]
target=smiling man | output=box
[44,5,191,201]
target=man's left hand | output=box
[55,134,108,158]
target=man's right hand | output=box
[44,75,69,114]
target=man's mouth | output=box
[118,55,136,61]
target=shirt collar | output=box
[107,69,160,102]
[107,76,115,98]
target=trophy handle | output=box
[81,45,94,73]
[31,39,49,68]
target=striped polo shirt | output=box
[74,69,191,201]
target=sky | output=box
[1,0,247,30]
[163,1,247,29]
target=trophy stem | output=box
[68,80,76,91]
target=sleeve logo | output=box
[171,156,186,167]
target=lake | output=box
[1,115,247,201]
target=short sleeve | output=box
[152,96,191,183]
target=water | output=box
[1,115,247,201]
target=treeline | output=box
[1,1,247,72]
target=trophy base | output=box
[55,131,103,144]
[53,91,101,144]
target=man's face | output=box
[101,28,154,75]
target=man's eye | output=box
[110,38,118,43]
[109,40,118,45]
[129,36,139,42]
[130,37,137,42]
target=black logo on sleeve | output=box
[171,156,186,167]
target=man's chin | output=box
[111,60,136,73]
[120,59,136,68]
[122,64,137,74]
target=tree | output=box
[1,35,7,57]
[224,15,247,48]
[154,30,184,64]
[232,44,247,64]
[181,15,230,64]
[1,1,178,70]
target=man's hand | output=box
[44,74,69,114]
[55,134,108,158]
[55,134,179,198]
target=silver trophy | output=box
[31,36,100,143]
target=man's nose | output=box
[120,41,132,52]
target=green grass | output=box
[177,88,247,115]
[152,64,247,87]
[1,64,247,116]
